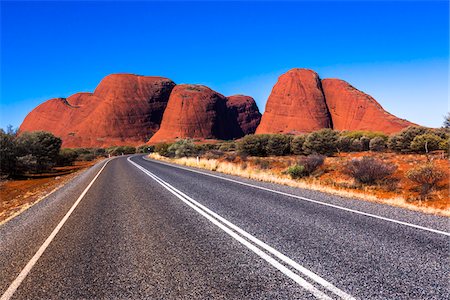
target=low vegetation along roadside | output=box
[0,128,153,223]
[149,126,449,216]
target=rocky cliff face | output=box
[321,79,414,133]
[256,68,414,134]
[149,85,245,143]
[20,74,175,147]
[226,95,262,135]
[256,69,331,134]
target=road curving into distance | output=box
[0,155,448,299]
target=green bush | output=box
[344,157,396,185]
[154,143,171,157]
[107,146,136,156]
[410,134,443,153]
[15,131,62,172]
[287,165,307,179]
[0,130,18,176]
[136,145,154,153]
[291,135,307,155]
[360,136,370,151]
[388,126,429,152]
[78,153,96,161]
[238,134,270,156]
[341,131,387,140]
[406,163,446,196]
[336,136,352,152]
[266,134,291,156]
[350,139,363,152]
[303,129,339,156]
[57,149,78,166]
[369,137,387,152]
[218,142,236,152]
[167,139,198,158]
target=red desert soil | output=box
[0,160,99,223]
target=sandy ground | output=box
[0,161,98,224]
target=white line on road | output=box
[129,157,355,300]
[1,159,112,300]
[142,156,450,237]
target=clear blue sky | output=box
[1,1,448,129]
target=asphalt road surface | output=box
[0,155,448,299]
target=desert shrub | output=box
[16,154,39,173]
[360,136,370,151]
[154,143,171,157]
[57,149,78,166]
[388,126,429,152]
[410,134,443,153]
[439,139,449,153]
[336,136,352,152]
[136,145,154,153]
[303,129,339,156]
[218,142,236,152]
[203,150,224,160]
[238,134,270,156]
[15,131,62,172]
[350,139,363,152]
[266,134,291,156]
[298,154,325,175]
[287,165,307,179]
[291,135,307,155]
[0,130,18,176]
[369,137,387,152]
[254,158,270,169]
[167,139,198,158]
[341,130,388,141]
[77,153,96,161]
[406,164,446,196]
[107,146,136,156]
[196,143,220,153]
[344,157,396,184]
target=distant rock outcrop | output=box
[20,74,176,147]
[256,68,414,135]
[321,79,415,133]
[226,95,262,135]
[149,85,244,143]
[20,68,415,148]
[256,69,331,134]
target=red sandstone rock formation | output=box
[149,85,244,143]
[321,79,414,133]
[256,68,331,134]
[226,95,261,135]
[19,74,175,147]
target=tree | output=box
[443,113,450,129]
[15,131,62,172]
[410,134,443,153]
[0,130,18,176]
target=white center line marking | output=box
[129,157,355,300]
[142,156,450,237]
[1,159,112,300]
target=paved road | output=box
[0,155,448,299]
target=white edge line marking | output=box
[1,159,112,300]
[141,156,450,237]
[128,157,354,300]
